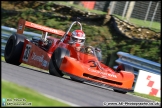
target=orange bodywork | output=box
[59,51,134,90]
[17,18,134,92]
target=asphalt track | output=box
[2,61,159,106]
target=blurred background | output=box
[1,1,161,67]
[61,1,161,32]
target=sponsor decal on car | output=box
[88,68,117,78]
[18,24,23,30]
[31,52,49,67]
[30,23,58,34]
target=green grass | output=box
[129,92,160,102]
[1,56,160,102]
[2,80,71,106]
[113,14,160,32]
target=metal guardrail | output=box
[113,51,161,89]
[1,26,161,90]
[115,51,160,74]
[1,26,42,56]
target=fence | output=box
[108,1,161,31]
[71,1,161,31]
[36,1,161,32]
[1,26,161,90]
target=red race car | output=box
[4,18,135,94]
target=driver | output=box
[69,30,86,51]
[85,46,94,54]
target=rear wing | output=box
[16,18,66,40]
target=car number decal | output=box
[88,61,97,67]
[23,44,31,62]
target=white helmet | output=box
[70,30,85,46]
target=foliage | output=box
[1,1,161,67]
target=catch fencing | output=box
[1,25,161,90]
[66,1,161,31]
[108,1,161,31]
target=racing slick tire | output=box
[4,33,26,66]
[113,89,127,94]
[49,47,70,77]
[49,59,58,76]
[114,64,134,94]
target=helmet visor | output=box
[72,37,84,43]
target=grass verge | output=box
[2,80,71,106]
[129,92,160,102]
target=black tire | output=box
[114,64,134,94]
[49,59,58,76]
[113,89,127,94]
[49,47,70,77]
[70,76,83,83]
[4,33,26,66]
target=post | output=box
[126,1,136,21]
[109,1,116,15]
[122,1,129,19]
[144,1,152,22]
[149,1,159,28]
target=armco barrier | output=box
[1,26,42,56]
[1,26,161,90]
[113,51,161,89]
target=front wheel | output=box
[113,89,127,94]
[70,76,83,83]
[4,33,26,66]
[49,47,70,77]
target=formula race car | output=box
[4,18,135,94]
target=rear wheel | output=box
[49,47,70,77]
[4,33,26,66]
